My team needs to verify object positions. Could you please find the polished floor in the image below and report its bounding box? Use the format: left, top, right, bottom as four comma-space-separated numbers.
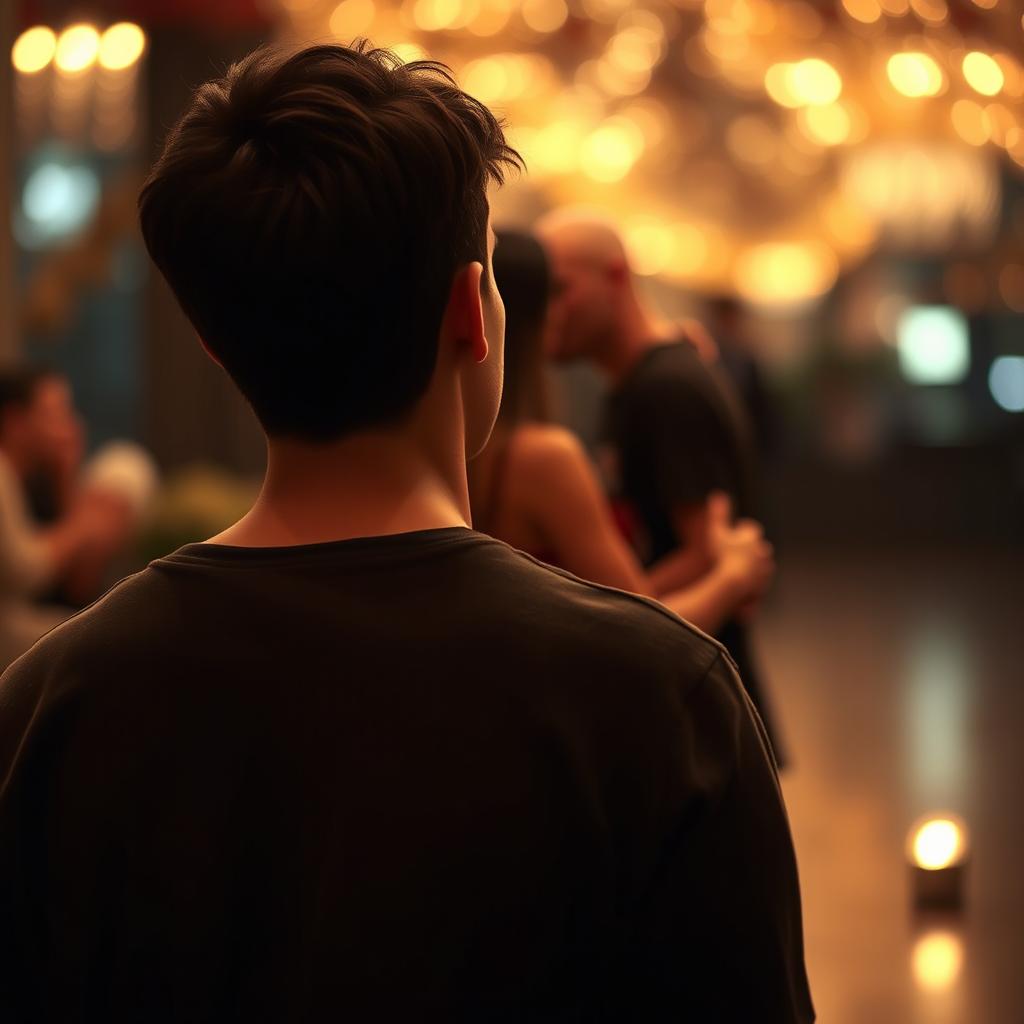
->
758, 544, 1024, 1024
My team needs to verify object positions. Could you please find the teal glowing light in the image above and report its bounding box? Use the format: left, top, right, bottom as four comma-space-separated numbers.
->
897, 306, 970, 386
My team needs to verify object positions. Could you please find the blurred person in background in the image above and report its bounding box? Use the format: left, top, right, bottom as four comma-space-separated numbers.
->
537, 210, 786, 764
0, 367, 145, 667
0, 43, 811, 1021
705, 294, 779, 463
469, 230, 774, 635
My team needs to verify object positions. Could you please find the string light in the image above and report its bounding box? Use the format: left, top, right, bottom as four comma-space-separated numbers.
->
12, 26, 57, 74
55, 24, 100, 74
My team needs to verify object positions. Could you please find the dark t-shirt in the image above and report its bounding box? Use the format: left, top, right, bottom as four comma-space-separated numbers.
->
604, 341, 756, 566
603, 342, 786, 761
0, 527, 813, 1022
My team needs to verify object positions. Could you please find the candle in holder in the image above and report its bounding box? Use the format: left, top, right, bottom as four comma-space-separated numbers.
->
908, 814, 968, 910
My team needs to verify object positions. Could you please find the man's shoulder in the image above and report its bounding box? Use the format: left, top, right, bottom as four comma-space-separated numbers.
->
485, 539, 726, 683
1, 566, 175, 689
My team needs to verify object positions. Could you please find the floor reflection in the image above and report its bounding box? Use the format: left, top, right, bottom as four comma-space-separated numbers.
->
759, 544, 1024, 1024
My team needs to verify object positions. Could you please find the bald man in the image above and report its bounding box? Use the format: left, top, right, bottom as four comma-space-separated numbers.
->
536, 209, 785, 764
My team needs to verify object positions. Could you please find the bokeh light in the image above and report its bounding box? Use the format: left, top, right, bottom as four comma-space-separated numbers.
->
98, 23, 146, 71
962, 51, 1004, 97
55, 24, 100, 74
11, 26, 57, 74
912, 931, 963, 992
989, 356, 1024, 412
887, 52, 944, 98
898, 309, 970, 385
330, 0, 377, 39
917, 819, 962, 868
734, 241, 838, 305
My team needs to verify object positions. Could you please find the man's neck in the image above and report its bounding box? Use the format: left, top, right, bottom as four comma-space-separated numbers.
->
594, 299, 672, 384
207, 428, 471, 548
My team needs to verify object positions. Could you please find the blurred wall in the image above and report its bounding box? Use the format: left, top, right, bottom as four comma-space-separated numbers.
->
0, 2, 16, 363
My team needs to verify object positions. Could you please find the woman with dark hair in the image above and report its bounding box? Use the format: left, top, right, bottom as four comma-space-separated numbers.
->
468, 230, 773, 634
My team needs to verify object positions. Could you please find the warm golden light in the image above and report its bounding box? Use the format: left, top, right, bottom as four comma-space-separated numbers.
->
799, 103, 852, 146
878, 0, 909, 12
98, 23, 145, 71
330, 0, 377, 38
462, 56, 509, 104
787, 58, 843, 106
581, 0, 631, 23
391, 42, 428, 63
735, 241, 838, 305
963, 51, 1004, 96
55, 24, 100, 73
911, 818, 964, 870
912, 931, 963, 991
726, 115, 780, 166
765, 63, 801, 108
887, 52, 944, 97
909, 0, 948, 24
625, 218, 674, 276
667, 223, 708, 276
467, 0, 512, 36
521, 0, 569, 33
412, 0, 461, 31
841, 0, 883, 22
12, 26, 57, 74
607, 25, 665, 73
581, 119, 642, 182
951, 99, 991, 146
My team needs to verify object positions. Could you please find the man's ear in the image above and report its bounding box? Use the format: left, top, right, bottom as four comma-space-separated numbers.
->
444, 261, 488, 364
196, 333, 223, 369
607, 259, 629, 286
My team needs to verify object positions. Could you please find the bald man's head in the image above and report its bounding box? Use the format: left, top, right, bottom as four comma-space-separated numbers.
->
534, 208, 635, 364
535, 208, 629, 269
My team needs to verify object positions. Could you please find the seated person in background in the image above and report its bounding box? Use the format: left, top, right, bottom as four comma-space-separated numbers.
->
0, 367, 140, 666
0, 43, 813, 1021
469, 230, 774, 636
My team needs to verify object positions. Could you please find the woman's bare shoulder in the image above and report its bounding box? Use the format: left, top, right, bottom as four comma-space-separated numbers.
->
508, 423, 586, 468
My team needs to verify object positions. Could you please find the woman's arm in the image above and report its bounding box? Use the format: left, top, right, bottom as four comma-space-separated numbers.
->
523, 436, 773, 632
521, 429, 648, 592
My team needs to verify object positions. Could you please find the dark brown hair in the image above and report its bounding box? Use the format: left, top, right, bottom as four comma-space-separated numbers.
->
139, 42, 521, 440
491, 229, 551, 427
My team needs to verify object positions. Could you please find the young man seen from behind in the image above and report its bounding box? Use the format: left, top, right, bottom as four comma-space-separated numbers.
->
0, 43, 813, 1022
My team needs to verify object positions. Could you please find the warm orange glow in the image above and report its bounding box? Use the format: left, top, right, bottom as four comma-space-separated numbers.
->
521, 0, 569, 34
466, 0, 512, 36
799, 103, 852, 146
98, 23, 146, 71
726, 115, 780, 166
581, 119, 642, 182
329, 0, 377, 39
788, 58, 843, 105
887, 52, 944, 98
912, 931, 963, 991
910, 817, 966, 869
765, 63, 801, 108
625, 218, 675, 276
735, 242, 838, 305
12, 26, 57, 74
55, 24, 100, 73
841, 0, 882, 22
909, 0, 948, 24
951, 99, 991, 146
963, 51, 1004, 96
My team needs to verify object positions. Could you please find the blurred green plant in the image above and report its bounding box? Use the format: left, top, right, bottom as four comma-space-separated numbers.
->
136, 464, 259, 563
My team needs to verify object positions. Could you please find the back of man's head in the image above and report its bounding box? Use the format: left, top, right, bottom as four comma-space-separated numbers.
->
139, 42, 519, 442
